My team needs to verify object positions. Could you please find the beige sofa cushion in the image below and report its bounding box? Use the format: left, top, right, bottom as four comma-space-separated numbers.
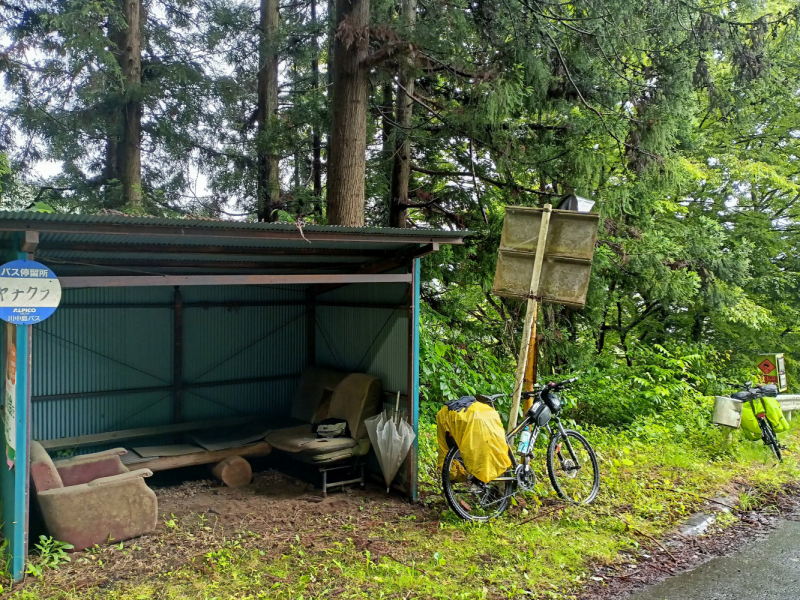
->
267, 424, 357, 455
290, 367, 348, 423
328, 373, 382, 441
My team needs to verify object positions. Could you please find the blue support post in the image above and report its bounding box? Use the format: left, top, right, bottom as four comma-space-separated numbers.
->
410, 258, 421, 501
0, 250, 32, 581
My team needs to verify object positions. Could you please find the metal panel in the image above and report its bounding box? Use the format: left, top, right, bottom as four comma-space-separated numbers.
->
500, 207, 599, 259
32, 278, 414, 462
316, 280, 408, 305
494, 252, 594, 308
0, 210, 469, 240
411, 257, 421, 500
182, 305, 305, 384
52, 286, 173, 305
33, 303, 172, 397
181, 296, 306, 421
181, 378, 300, 421
32, 392, 172, 441
180, 284, 305, 304
316, 298, 409, 395
493, 207, 599, 307
31, 287, 174, 441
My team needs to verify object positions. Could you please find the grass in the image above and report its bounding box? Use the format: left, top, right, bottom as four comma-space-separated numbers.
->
6, 416, 800, 600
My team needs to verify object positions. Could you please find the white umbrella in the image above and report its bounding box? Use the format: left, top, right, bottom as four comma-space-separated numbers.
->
366, 392, 416, 492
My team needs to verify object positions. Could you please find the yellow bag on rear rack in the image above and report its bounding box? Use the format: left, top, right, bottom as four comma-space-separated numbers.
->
436, 400, 512, 483
740, 396, 789, 441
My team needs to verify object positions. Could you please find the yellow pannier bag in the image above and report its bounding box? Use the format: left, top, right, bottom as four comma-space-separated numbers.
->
740, 396, 789, 441
436, 400, 512, 483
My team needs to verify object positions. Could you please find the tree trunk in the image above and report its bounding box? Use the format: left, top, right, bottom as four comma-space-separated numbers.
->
112, 0, 143, 208
257, 0, 280, 222
596, 279, 616, 353
310, 0, 322, 211
388, 0, 417, 228
381, 82, 393, 157
104, 135, 119, 185
210, 456, 252, 488
105, 18, 123, 189
380, 81, 394, 209
326, 0, 370, 226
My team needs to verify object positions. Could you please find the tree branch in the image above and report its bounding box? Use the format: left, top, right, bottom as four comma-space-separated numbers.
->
411, 165, 557, 197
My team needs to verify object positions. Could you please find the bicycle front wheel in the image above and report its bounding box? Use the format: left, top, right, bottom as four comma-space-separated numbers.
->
760, 418, 783, 462
441, 445, 515, 521
547, 430, 600, 504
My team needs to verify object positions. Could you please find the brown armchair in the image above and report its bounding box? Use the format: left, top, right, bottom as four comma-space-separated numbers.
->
30, 441, 158, 551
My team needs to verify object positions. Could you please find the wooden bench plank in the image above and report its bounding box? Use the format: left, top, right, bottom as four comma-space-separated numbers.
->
38, 416, 257, 451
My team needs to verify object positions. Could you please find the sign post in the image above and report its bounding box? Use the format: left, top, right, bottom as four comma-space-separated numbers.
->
756, 353, 787, 392
0, 260, 62, 325
506, 205, 551, 431
493, 205, 600, 431
0, 257, 61, 581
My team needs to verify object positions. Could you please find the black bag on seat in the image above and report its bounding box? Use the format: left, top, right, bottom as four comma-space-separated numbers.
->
313, 418, 350, 438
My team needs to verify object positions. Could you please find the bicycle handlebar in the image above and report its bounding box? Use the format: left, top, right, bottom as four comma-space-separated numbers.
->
548, 376, 578, 389
521, 377, 579, 398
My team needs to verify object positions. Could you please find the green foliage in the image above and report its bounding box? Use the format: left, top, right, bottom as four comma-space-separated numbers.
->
560, 343, 736, 427
28, 202, 55, 214
419, 305, 514, 419
25, 536, 73, 578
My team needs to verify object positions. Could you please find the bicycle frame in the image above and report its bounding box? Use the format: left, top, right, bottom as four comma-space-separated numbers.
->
745, 397, 772, 436
491, 405, 582, 482
745, 397, 769, 429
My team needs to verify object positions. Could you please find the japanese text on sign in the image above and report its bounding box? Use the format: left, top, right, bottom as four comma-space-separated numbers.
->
0, 260, 62, 325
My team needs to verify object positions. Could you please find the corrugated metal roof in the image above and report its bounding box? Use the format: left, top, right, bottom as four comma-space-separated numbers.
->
0, 211, 465, 277
0, 211, 467, 240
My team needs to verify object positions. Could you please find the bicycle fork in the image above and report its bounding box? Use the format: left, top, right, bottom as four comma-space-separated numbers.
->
550, 420, 582, 472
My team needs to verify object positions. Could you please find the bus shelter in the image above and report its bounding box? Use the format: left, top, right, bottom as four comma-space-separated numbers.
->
0, 211, 465, 580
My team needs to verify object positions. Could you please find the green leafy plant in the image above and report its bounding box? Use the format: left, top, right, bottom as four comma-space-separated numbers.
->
26, 535, 73, 578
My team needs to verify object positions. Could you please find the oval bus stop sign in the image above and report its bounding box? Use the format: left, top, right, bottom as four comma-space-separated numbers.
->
0, 260, 61, 324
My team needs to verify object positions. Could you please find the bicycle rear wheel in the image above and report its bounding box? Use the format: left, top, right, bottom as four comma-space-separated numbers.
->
441, 445, 515, 521
546, 430, 600, 504
759, 418, 783, 461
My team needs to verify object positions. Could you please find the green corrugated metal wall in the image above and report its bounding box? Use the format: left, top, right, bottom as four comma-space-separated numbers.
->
31, 281, 409, 445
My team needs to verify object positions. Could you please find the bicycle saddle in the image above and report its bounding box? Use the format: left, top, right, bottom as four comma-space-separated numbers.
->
476, 393, 504, 406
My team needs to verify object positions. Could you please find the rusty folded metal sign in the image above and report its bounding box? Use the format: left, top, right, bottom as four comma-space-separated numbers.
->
492, 206, 600, 308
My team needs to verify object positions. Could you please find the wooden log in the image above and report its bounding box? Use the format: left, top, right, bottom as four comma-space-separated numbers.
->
210, 456, 253, 488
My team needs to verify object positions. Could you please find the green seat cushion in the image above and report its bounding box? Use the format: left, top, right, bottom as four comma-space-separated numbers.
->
297, 439, 372, 464
300, 449, 359, 464
266, 425, 357, 456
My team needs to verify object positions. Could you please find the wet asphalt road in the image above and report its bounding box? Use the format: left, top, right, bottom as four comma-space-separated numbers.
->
626, 519, 800, 600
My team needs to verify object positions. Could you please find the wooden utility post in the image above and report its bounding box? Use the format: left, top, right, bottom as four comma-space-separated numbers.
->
523, 332, 540, 414
507, 204, 551, 431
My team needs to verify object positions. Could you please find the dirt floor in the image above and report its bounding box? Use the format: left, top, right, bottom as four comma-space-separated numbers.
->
18, 464, 427, 595
153, 464, 419, 532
